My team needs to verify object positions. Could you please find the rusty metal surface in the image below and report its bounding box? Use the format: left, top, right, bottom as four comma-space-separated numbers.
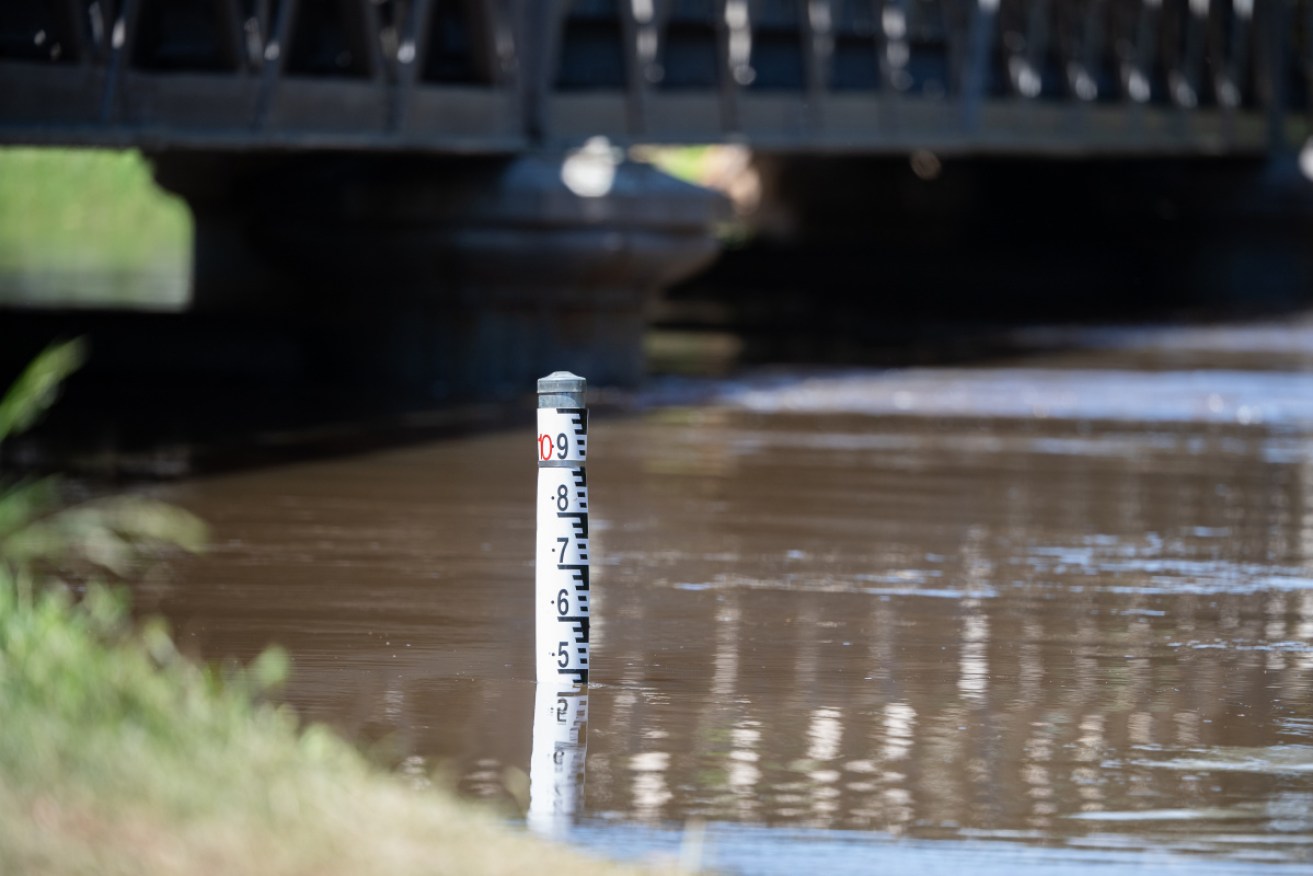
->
1, 0, 1310, 155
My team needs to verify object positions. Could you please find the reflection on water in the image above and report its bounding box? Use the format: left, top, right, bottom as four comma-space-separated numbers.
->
529, 683, 589, 839
151, 321, 1313, 872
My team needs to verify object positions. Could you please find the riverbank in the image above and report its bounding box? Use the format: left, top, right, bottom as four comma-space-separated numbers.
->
0, 147, 190, 309
0, 576, 659, 876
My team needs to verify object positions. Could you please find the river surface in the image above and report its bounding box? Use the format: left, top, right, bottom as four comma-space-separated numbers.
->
144, 317, 1313, 874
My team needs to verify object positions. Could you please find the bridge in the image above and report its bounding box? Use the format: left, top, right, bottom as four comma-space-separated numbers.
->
3, 0, 1309, 153
4, 0, 1313, 397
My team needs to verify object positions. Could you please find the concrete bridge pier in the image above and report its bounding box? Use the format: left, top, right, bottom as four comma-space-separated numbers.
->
152, 149, 726, 401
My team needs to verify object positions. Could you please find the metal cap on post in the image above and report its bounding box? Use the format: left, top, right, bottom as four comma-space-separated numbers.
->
538, 370, 587, 409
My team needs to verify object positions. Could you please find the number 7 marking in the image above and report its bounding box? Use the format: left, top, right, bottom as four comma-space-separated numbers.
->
556, 536, 568, 563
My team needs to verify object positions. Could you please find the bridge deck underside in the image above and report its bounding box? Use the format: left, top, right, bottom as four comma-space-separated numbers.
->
1, 0, 1311, 154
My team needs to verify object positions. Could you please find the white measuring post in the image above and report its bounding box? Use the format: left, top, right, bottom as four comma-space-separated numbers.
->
536, 371, 590, 686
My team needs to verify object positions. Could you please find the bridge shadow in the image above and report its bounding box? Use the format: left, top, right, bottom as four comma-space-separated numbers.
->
656, 155, 1313, 372
7, 282, 1313, 482
0, 308, 546, 480
657, 242, 1313, 374
4, 301, 1311, 485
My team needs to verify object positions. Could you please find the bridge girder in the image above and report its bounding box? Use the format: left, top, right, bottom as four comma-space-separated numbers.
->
0, 0, 1309, 155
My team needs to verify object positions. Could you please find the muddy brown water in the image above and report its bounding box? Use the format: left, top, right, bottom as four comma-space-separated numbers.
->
143, 319, 1313, 874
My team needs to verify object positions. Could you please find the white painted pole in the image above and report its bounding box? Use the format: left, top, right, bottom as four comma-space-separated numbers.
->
535, 371, 589, 685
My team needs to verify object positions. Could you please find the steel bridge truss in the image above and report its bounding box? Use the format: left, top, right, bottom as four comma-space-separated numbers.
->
1, 0, 1311, 154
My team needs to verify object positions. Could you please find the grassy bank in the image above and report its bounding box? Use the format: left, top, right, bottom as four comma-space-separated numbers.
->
0, 345, 661, 875
0, 147, 190, 308
0, 577, 660, 876
0, 576, 660, 875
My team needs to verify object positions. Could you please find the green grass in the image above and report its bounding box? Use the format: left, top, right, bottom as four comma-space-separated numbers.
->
634, 146, 714, 185
0, 344, 670, 876
0, 576, 666, 876
0, 147, 191, 307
